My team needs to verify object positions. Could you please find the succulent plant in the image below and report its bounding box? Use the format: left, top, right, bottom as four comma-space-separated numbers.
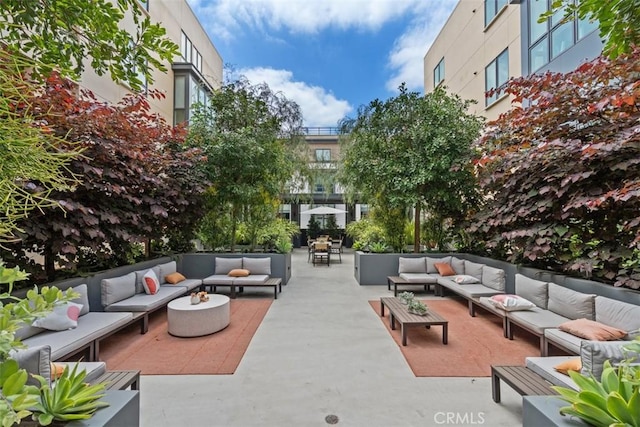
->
398, 292, 414, 305
408, 299, 428, 315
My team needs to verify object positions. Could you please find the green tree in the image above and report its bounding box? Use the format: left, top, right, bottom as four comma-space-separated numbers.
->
188, 77, 308, 251
544, 0, 640, 59
0, 0, 179, 91
338, 84, 484, 252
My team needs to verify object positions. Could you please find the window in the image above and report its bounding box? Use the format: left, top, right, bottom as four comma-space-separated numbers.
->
138, 0, 149, 11
529, 37, 549, 72
484, 0, 507, 27
315, 149, 331, 162
195, 51, 202, 73
577, 16, 598, 40
529, 0, 548, 43
433, 58, 445, 87
485, 49, 509, 107
173, 71, 212, 125
181, 31, 192, 62
551, 21, 573, 58
314, 183, 325, 193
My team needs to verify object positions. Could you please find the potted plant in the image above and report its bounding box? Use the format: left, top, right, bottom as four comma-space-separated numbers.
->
0, 262, 108, 426
552, 338, 640, 427
408, 299, 429, 316
398, 292, 414, 305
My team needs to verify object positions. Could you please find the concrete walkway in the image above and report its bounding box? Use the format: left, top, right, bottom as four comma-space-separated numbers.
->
141, 249, 525, 426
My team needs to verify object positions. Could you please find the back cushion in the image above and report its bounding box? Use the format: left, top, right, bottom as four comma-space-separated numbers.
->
450, 257, 465, 275
482, 266, 506, 291
242, 257, 271, 275
398, 257, 426, 274
426, 256, 451, 273
581, 340, 639, 379
12, 345, 51, 386
548, 283, 595, 320
215, 257, 243, 275
101, 272, 136, 307
70, 284, 90, 316
595, 296, 640, 339
463, 261, 484, 281
515, 274, 549, 309
157, 261, 177, 284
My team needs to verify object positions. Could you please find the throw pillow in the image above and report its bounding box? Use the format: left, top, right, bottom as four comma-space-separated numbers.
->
50, 362, 66, 380
228, 268, 250, 277
488, 294, 535, 311
559, 318, 627, 341
143, 269, 160, 295
454, 275, 480, 284
165, 272, 186, 284
32, 302, 83, 331
554, 358, 582, 375
434, 262, 456, 276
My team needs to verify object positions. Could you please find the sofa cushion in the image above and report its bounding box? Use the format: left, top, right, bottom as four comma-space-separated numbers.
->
32, 302, 83, 331
481, 266, 506, 291
450, 257, 465, 275
234, 274, 270, 285
202, 274, 234, 285
507, 307, 570, 335
580, 340, 640, 379
434, 262, 455, 276
426, 256, 451, 273
243, 257, 271, 275
526, 356, 578, 390
70, 284, 90, 316
215, 257, 243, 275
12, 345, 51, 386
398, 257, 426, 274
398, 273, 438, 283
157, 261, 177, 283
559, 318, 627, 341
463, 261, 484, 281
101, 272, 136, 307
142, 269, 160, 295
595, 296, 640, 340
547, 283, 595, 320
544, 328, 585, 354
104, 287, 185, 312
515, 274, 549, 309
164, 272, 186, 284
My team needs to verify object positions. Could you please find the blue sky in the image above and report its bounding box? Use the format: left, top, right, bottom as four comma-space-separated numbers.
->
188, 0, 458, 127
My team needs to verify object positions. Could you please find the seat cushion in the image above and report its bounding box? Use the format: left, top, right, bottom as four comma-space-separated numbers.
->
233, 274, 269, 285
526, 356, 578, 390
507, 307, 570, 335
104, 286, 185, 312
544, 328, 583, 354
202, 274, 234, 285
399, 273, 437, 283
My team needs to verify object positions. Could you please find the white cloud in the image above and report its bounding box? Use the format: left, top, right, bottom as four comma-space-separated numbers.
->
239, 67, 353, 128
385, 0, 458, 92
189, 0, 426, 39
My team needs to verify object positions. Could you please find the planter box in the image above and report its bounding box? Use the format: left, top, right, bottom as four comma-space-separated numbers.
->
67, 390, 139, 427
523, 396, 587, 427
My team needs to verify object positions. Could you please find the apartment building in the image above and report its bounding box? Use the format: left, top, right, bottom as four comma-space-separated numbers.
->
79, 0, 223, 125
424, 0, 601, 121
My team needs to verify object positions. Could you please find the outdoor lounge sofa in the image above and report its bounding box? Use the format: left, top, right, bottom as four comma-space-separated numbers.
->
397, 256, 506, 316
201, 256, 280, 298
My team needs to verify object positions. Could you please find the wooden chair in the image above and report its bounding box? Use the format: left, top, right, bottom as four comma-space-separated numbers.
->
312, 242, 330, 266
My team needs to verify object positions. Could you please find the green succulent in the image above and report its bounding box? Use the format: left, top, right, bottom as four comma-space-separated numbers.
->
408, 299, 428, 315
33, 363, 109, 426
398, 292, 414, 305
553, 339, 640, 427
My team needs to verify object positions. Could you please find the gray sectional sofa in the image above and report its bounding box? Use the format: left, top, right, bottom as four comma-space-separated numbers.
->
477, 273, 640, 356
202, 257, 272, 291
397, 256, 506, 316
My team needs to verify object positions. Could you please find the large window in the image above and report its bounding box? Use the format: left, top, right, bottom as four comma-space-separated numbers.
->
528, 0, 600, 72
315, 149, 331, 162
173, 69, 212, 125
484, 0, 508, 27
485, 49, 509, 107
180, 32, 192, 62
433, 57, 445, 87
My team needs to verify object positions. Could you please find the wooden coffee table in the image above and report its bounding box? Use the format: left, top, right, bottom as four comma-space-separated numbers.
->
379, 297, 448, 346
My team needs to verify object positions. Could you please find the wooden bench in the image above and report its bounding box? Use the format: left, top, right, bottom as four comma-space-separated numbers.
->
387, 276, 433, 297
91, 370, 140, 391
491, 365, 558, 403
212, 277, 282, 299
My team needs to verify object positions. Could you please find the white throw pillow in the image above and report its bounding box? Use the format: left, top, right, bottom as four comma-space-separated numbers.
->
32, 302, 83, 331
143, 269, 160, 295
454, 275, 480, 284
489, 295, 535, 311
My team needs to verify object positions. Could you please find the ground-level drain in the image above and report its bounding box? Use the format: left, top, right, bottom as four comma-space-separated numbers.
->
325, 414, 339, 424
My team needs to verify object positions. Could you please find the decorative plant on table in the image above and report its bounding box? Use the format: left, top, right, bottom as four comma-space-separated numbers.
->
398, 292, 414, 305
0, 262, 108, 426
552, 337, 640, 427
408, 299, 428, 316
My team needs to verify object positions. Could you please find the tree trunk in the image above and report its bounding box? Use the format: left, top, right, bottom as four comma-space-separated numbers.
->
413, 203, 421, 253
44, 244, 56, 282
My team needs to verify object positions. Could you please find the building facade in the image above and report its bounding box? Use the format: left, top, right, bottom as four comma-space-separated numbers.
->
79, 0, 223, 125
424, 0, 602, 121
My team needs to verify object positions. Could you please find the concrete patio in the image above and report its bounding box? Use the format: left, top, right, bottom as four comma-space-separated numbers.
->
140, 248, 525, 426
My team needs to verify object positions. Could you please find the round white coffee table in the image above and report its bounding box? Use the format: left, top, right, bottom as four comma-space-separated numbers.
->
167, 294, 230, 337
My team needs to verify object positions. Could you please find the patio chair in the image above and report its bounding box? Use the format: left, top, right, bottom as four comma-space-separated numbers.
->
312, 242, 330, 266
330, 239, 342, 263
307, 238, 316, 262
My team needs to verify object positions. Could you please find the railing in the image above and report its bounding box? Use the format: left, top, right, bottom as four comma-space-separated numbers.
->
302, 127, 341, 135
